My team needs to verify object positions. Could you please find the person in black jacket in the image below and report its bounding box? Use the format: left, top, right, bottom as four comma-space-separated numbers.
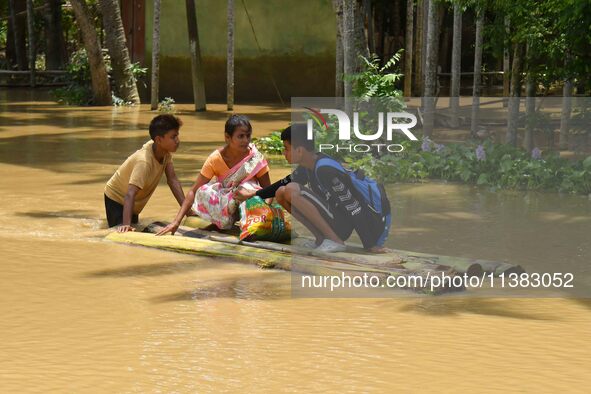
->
235, 124, 390, 253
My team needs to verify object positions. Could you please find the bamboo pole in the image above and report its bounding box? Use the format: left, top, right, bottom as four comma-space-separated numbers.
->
423, 0, 437, 138
506, 43, 523, 146
403, 0, 413, 97
559, 80, 573, 150
363, 0, 374, 54
450, 2, 462, 128
178, 218, 493, 276
342, 0, 355, 106
227, 0, 234, 110
332, 0, 344, 97
470, 9, 484, 138
503, 16, 510, 107
26, 0, 36, 87
186, 0, 207, 111
524, 44, 536, 152
413, 0, 423, 96
106, 231, 462, 294
150, 0, 161, 110
8, 0, 24, 70
145, 221, 490, 278
144, 221, 404, 270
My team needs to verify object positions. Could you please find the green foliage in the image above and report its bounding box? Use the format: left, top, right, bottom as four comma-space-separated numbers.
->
54, 84, 94, 106
53, 49, 98, 105
111, 93, 127, 107
130, 62, 148, 88
571, 103, 591, 136
487, 0, 591, 89
310, 53, 408, 163
253, 35, 591, 195
112, 63, 146, 106
360, 140, 591, 195
53, 48, 145, 106
157, 97, 176, 113
254, 136, 591, 195
0, 13, 7, 68
253, 131, 284, 155
345, 51, 404, 103
108, 63, 146, 107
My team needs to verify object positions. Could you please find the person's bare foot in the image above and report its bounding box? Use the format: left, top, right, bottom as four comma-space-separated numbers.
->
368, 246, 391, 254
200, 223, 220, 232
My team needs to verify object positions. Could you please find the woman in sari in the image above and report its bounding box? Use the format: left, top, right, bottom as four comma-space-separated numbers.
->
156, 115, 271, 235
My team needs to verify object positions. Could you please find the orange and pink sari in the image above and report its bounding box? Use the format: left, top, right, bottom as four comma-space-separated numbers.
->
192, 144, 268, 229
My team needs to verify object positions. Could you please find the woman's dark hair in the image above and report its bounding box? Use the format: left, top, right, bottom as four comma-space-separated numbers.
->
149, 114, 182, 140
281, 123, 314, 152
225, 114, 252, 136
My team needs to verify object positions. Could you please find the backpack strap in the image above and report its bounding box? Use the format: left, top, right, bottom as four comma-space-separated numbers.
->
314, 156, 345, 178
312, 157, 347, 201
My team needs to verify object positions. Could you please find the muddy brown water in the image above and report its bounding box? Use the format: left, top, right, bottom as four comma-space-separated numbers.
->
1, 89, 590, 392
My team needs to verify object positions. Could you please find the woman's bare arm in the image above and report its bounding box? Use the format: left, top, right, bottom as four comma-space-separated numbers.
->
156, 173, 211, 235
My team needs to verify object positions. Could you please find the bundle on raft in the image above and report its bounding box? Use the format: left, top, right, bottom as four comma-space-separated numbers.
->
105, 219, 524, 295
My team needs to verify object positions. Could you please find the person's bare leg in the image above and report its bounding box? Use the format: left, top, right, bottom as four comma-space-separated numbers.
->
291, 207, 324, 245
277, 186, 321, 244
200, 223, 219, 231
281, 183, 344, 245
275, 186, 291, 213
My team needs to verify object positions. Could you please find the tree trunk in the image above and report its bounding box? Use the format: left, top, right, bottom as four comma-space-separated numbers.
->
413, 0, 423, 96
26, 0, 36, 86
343, 0, 355, 102
502, 16, 510, 107
506, 43, 523, 146
423, 0, 438, 138
44, 0, 66, 70
378, 6, 385, 61
354, 0, 369, 71
524, 50, 536, 152
227, 0, 235, 110
449, 2, 462, 128
363, 0, 374, 54
70, 0, 111, 105
470, 9, 484, 138
332, 0, 344, 97
559, 80, 573, 150
524, 79, 536, 152
186, 0, 207, 111
8, 0, 28, 70
98, 0, 140, 104
150, 0, 161, 110
438, 8, 451, 74
392, 0, 402, 44
403, 0, 413, 97
421, 0, 428, 85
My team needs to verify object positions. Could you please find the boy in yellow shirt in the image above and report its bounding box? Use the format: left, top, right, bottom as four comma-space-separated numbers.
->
104, 114, 187, 232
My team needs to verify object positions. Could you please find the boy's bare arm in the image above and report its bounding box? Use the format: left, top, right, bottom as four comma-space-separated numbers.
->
156, 173, 211, 236
165, 162, 185, 206
119, 184, 140, 232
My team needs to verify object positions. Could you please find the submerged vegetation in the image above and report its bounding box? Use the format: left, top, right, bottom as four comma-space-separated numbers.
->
157, 97, 177, 113
348, 139, 591, 195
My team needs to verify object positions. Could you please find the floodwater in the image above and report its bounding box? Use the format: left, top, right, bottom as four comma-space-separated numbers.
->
1, 89, 590, 392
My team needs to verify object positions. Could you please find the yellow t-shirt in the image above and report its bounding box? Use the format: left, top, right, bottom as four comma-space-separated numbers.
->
104, 140, 171, 214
